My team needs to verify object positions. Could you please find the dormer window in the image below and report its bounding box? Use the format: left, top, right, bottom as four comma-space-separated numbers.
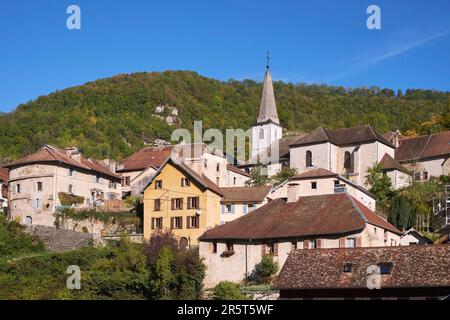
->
378, 262, 394, 275
343, 263, 353, 273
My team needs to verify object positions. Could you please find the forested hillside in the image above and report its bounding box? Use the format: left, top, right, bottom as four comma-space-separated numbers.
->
0, 70, 449, 162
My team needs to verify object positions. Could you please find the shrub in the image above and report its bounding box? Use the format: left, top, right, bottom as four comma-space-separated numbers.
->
254, 255, 279, 284
58, 192, 85, 206
212, 281, 247, 300
143, 230, 178, 265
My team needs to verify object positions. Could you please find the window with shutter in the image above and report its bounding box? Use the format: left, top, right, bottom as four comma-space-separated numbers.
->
304, 240, 310, 249
317, 239, 322, 249
274, 243, 279, 256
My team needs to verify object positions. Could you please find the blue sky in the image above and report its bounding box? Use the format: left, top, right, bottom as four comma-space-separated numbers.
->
1, 0, 449, 112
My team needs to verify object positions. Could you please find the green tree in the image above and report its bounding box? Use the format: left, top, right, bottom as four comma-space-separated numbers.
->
365, 163, 394, 209
212, 281, 247, 300
253, 255, 279, 284
247, 164, 271, 186
271, 167, 298, 186
389, 195, 412, 231
152, 246, 175, 299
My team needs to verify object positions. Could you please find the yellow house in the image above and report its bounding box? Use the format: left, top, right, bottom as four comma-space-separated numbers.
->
142, 158, 223, 248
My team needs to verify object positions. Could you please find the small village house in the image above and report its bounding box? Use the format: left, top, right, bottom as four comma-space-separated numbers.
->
269, 168, 377, 211
273, 245, 450, 300
142, 157, 223, 248
219, 185, 271, 224
116, 145, 174, 197
199, 193, 401, 288
400, 228, 433, 246
4, 145, 121, 227
394, 131, 450, 181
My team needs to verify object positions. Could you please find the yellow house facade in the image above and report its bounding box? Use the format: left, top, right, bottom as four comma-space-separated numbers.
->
142, 158, 223, 247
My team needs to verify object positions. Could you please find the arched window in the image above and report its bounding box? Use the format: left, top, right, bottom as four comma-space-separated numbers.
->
179, 237, 189, 250
344, 151, 353, 173
259, 128, 264, 139
306, 150, 313, 167
25, 216, 32, 226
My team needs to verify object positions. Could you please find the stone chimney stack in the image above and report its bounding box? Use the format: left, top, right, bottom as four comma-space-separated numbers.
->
287, 183, 300, 203
66, 147, 81, 163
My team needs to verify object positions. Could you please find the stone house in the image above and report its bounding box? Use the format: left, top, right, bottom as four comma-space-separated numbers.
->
142, 157, 223, 248
199, 193, 401, 288
273, 245, 450, 300
378, 153, 412, 189
394, 131, 450, 181
0, 167, 8, 213
5, 145, 121, 227
269, 168, 377, 211
289, 125, 395, 187
219, 185, 271, 224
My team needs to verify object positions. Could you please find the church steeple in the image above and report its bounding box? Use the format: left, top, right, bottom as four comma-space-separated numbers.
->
257, 54, 279, 125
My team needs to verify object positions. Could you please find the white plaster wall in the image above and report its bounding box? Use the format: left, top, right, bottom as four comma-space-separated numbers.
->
251, 123, 282, 159
226, 170, 249, 187
290, 143, 330, 172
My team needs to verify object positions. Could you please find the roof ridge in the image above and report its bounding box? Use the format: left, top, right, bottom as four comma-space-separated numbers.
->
346, 193, 369, 224
418, 134, 433, 159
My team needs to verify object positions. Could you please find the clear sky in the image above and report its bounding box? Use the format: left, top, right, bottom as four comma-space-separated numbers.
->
1, 0, 449, 112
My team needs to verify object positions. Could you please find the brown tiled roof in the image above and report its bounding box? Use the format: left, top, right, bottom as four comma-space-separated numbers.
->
220, 186, 271, 204
142, 158, 223, 196
383, 131, 408, 144
292, 168, 338, 180
290, 125, 394, 148
395, 131, 450, 162
199, 193, 400, 241
5, 145, 119, 179
118, 146, 174, 172
351, 197, 402, 234
273, 245, 450, 290
0, 167, 8, 183
379, 153, 411, 175
227, 164, 251, 177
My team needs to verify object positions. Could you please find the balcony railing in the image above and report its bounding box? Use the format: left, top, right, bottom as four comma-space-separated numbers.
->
334, 185, 347, 194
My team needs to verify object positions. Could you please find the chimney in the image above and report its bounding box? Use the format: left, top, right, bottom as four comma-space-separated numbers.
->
66, 147, 81, 163
393, 130, 402, 148
287, 183, 300, 203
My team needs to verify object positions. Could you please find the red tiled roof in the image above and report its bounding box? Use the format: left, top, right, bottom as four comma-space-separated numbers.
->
273, 245, 450, 290
0, 167, 8, 183
227, 164, 251, 177
5, 145, 119, 180
200, 193, 399, 241
290, 125, 394, 148
379, 153, 410, 175
292, 168, 338, 180
118, 146, 174, 172
351, 197, 402, 234
220, 186, 271, 204
142, 158, 223, 196
395, 131, 450, 162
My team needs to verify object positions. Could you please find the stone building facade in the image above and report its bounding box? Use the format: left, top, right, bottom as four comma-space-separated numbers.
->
5, 145, 121, 227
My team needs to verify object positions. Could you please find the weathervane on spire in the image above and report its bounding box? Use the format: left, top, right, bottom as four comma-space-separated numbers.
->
266, 51, 270, 70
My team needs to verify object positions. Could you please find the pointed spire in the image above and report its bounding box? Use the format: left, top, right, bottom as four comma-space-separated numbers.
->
257, 62, 279, 125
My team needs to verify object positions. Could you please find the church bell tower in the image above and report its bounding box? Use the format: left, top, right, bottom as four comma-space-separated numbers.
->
251, 53, 283, 160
